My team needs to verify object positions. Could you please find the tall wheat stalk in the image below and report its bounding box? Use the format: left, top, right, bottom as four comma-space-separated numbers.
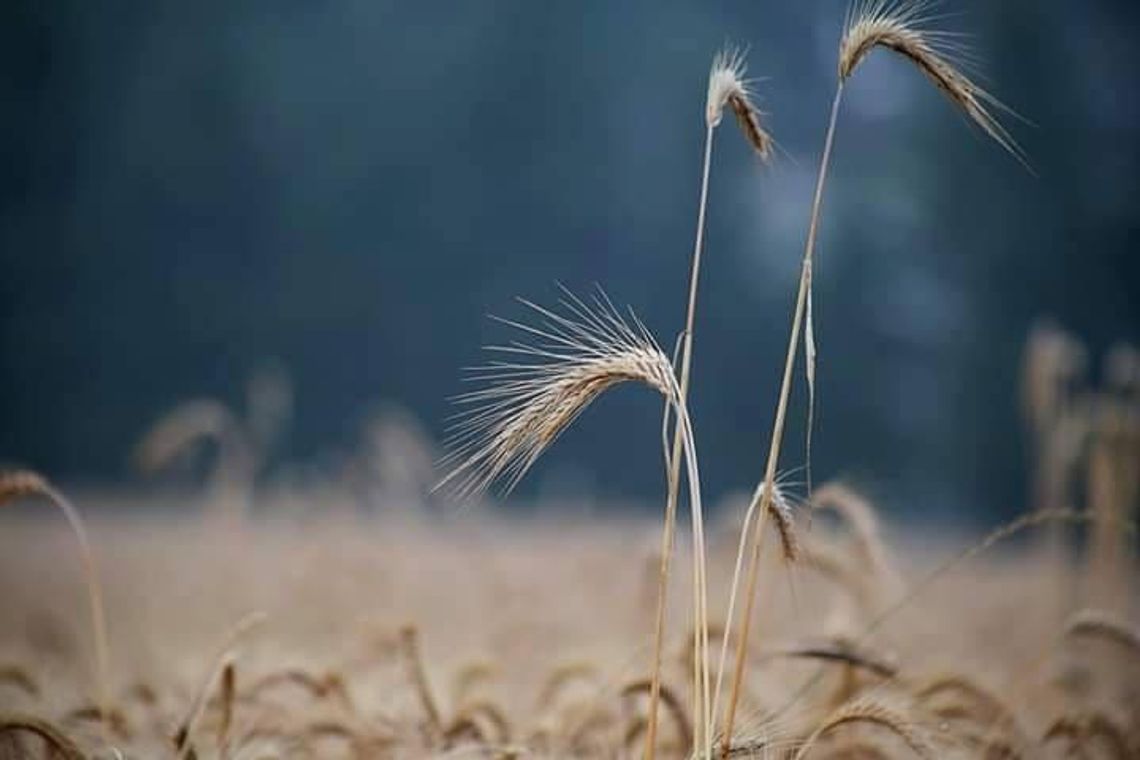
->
436, 290, 716, 753
645, 47, 771, 760
718, 2, 1022, 751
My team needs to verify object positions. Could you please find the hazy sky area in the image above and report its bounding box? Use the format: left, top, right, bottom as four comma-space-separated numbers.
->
2, 1, 1138, 522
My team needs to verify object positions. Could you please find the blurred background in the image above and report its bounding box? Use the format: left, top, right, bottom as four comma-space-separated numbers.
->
1, 0, 1136, 522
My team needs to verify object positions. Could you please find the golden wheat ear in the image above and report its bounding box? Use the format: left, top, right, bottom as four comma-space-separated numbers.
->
792, 698, 937, 760
434, 287, 678, 499
132, 399, 235, 473
840, 0, 1028, 166
707, 46, 774, 159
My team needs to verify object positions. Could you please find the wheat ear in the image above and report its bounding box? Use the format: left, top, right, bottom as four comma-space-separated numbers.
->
0, 471, 112, 743
436, 290, 714, 754
134, 399, 253, 523
1064, 608, 1140, 655
647, 47, 773, 760
792, 699, 935, 760
839, 0, 1024, 161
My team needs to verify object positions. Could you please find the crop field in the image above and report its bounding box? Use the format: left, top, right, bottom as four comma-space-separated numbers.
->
1, 1, 1137, 758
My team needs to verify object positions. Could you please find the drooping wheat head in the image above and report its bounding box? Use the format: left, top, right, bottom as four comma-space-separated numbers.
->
1064, 609, 1140, 656
134, 398, 256, 523
792, 698, 936, 760
707, 47, 773, 158
436, 289, 714, 753
436, 291, 677, 499
839, 0, 1022, 160
134, 399, 237, 474
720, 4, 1028, 748
809, 484, 898, 602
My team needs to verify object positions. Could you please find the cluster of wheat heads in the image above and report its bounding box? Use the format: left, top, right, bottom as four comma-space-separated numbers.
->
436, 1, 1034, 758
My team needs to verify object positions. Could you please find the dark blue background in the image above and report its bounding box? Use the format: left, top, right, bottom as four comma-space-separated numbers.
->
2, 1, 1137, 520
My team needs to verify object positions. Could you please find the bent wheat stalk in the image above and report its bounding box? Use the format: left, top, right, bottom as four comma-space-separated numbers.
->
791, 699, 935, 760
0, 714, 86, 760
647, 47, 773, 760
711, 480, 798, 744
436, 290, 714, 754
0, 471, 112, 742
720, 2, 1023, 749
134, 399, 254, 523
175, 610, 266, 760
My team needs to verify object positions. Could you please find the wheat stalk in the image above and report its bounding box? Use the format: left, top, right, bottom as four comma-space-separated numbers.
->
400, 625, 443, 742
0, 471, 112, 743
649, 47, 772, 760
436, 289, 715, 754
711, 480, 799, 741
0, 714, 86, 760
719, 4, 1024, 749
175, 610, 266, 760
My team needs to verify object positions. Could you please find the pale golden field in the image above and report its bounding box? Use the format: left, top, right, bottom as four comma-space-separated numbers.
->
3, 3, 1138, 758
0, 487, 1136, 759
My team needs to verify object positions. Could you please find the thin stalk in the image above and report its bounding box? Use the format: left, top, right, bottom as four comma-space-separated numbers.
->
709, 478, 761, 727
719, 84, 844, 755
671, 392, 711, 758
39, 485, 113, 744
645, 122, 715, 760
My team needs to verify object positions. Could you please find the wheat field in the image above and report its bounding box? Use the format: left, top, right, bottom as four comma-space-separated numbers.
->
0, 484, 1136, 758
2, 1, 1138, 758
